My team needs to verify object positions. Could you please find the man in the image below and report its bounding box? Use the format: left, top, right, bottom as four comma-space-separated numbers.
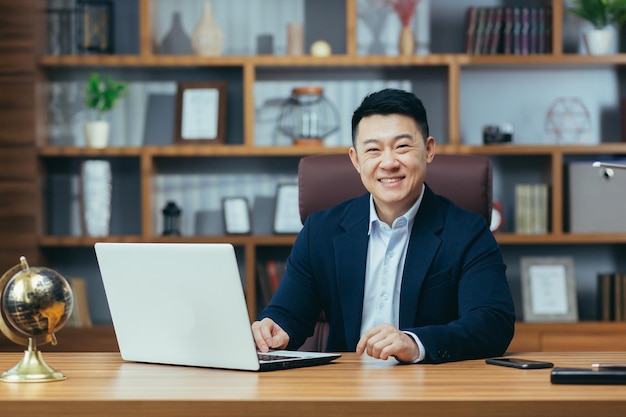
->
252, 88, 515, 363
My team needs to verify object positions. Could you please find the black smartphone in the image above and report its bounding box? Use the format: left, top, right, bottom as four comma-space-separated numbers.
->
486, 357, 554, 369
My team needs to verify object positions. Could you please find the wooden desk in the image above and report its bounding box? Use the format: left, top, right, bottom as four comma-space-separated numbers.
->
0, 352, 624, 417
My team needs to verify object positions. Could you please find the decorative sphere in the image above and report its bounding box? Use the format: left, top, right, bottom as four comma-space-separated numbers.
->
2, 262, 73, 339
310, 40, 332, 57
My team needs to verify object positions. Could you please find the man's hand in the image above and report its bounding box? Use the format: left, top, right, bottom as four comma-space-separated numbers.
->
356, 323, 420, 362
251, 318, 290, 352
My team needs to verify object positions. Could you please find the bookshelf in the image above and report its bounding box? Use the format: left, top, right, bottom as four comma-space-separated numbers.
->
2, 0, 626, 351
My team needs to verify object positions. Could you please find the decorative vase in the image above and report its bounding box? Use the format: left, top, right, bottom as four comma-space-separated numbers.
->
398, 26, 415, 56
191, 1, 224, 56
159, 12, 193, 55
286, 22, 304, 56
358, 0, 390, 55
84, 120, 110, 148
583, 26, 615, 55
80, 160, 112, 237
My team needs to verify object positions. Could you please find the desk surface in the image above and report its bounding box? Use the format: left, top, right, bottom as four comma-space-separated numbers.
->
0, 351, 625, 417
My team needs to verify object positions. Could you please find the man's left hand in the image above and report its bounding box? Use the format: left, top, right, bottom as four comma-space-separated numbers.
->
355, 323, 419, 363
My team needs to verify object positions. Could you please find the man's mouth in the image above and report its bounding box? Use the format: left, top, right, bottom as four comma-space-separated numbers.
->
379, 177, 403, 184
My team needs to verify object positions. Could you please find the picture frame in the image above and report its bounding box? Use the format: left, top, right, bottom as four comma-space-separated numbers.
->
273, 183, 303, 234
76, 0, 114, 54
174, 80, 227, 144
222, 197, 251, 235
520, 256, 578, 322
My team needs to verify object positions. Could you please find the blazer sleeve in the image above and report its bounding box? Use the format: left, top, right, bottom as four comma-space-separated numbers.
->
404, 208, 516, 363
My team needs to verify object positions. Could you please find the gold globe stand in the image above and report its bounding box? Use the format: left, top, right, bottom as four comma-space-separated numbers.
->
0, 257, 67, 382
1, 336, 65, 382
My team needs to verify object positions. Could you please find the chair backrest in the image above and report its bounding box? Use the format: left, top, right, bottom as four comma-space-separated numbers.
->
298, 153, 492, 224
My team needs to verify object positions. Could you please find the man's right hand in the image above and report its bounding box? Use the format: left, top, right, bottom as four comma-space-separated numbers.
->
251, 318, 290, 352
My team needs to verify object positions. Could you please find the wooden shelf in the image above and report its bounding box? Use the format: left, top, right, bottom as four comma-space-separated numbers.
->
38, 235, 298, 247
37, 53, 626, 68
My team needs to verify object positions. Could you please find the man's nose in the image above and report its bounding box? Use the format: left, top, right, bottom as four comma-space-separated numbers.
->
380, 150, 399, 168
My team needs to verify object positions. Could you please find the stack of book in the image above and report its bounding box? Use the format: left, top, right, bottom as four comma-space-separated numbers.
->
597, 272, 626, 321
515, 183, 549, 234
465, 6, 552, 55
257, 259, 287, 305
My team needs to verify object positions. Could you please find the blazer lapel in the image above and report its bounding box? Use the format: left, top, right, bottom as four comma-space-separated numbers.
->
399, 186, 444, 329
334, 194, 369, 347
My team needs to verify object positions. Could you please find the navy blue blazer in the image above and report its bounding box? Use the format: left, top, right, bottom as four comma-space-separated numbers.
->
259, 185, 515, 363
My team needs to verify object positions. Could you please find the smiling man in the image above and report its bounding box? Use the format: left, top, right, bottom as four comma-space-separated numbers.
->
252, 88, 515, 364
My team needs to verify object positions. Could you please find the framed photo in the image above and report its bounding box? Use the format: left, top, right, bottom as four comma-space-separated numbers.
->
76, 0, 113, 54
223, 197, 251, 235
174, 81, 227, 144
521, 257, 578, 322
273, 183, 303, 234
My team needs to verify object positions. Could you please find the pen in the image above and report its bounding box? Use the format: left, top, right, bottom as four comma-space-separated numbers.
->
591, 363, 626, 369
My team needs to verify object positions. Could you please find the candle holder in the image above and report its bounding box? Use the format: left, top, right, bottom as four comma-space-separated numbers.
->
162, 201, 182, 236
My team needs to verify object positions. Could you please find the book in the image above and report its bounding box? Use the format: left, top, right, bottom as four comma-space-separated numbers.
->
531, 184, 548, 234
597, 272, 614, 321
544, 6, 552, 53
65, 277, 93, 328
465, 6, 478, 55
489, 8, 503, 54
512, 7, 521, 55
265, 260, 286, 294
257, 262, 273, 305
537, 7, 546, 54
503, 8, 513, 54
615, 273, 623, 321
515, 184, 549, 234
529, 7, 538, 54
521, 7, 530, 55
473, 7, 488, 55
515, 184, 530, 233
482, 8, 496, 55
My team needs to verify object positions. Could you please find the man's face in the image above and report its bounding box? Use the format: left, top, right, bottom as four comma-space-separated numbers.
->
349, 114, 435, 224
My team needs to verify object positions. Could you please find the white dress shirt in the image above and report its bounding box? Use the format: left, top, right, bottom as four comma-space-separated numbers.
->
360, 185, 426, 362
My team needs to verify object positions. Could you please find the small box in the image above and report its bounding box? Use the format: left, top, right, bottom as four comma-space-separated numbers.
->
568, 161, 626, 233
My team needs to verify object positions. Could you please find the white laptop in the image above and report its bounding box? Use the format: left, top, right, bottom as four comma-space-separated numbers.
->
94, 242, 340, 371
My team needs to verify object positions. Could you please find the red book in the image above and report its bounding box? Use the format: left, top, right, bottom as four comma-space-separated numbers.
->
465, 7, 478, 54
489, 8, 503, 54
266, 260, 283, 292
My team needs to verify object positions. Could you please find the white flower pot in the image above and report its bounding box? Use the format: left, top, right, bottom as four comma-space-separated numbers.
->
583, 26, 615, 55
84, 120, 110, 148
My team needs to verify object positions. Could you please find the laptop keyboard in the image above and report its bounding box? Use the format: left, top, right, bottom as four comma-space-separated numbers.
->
257, 352, 299, 362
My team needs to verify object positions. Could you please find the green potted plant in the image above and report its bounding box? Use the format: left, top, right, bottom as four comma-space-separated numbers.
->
84, 73, 127, 148
569, 0, 626, 54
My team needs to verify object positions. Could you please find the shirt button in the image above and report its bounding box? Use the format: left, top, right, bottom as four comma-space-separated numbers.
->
382, 294, 389, 301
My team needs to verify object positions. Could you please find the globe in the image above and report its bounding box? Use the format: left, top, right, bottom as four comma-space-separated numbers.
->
0, 256, 74, 382
2, 258, 73, 340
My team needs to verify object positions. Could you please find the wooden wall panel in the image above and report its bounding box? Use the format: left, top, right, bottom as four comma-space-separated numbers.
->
0, 0, 38, 274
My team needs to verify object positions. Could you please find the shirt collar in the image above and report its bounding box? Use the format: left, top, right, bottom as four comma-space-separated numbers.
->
368, 184, 425, 235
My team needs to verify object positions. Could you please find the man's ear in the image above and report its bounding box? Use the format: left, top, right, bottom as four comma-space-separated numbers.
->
425, 136, 436, 163
348, 147, 360, 173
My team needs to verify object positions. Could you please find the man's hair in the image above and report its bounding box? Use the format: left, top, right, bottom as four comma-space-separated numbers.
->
351, 88, 429, 146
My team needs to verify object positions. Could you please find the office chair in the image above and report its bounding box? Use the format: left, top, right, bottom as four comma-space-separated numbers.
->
297, 152, 493, 352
